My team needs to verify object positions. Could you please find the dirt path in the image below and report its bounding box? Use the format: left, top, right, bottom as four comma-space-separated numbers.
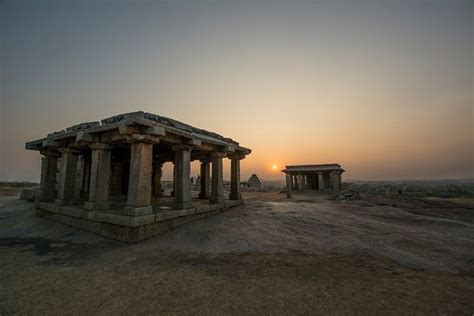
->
1, 192, 473, 314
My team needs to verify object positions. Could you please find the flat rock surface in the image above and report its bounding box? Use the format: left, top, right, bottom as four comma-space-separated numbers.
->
1, 192, 473, 314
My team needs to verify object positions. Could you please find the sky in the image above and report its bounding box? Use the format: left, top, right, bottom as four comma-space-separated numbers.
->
1, 0, 473, 182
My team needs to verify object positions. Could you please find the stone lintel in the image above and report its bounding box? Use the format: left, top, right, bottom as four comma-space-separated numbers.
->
118, 125, 140, 135
186, 138, 202, 146
171, 144, 194, 152
226, 145, 236, 152
159, 134, 182, 144
41, 138, 59, 148
194, 143, 214, 151
75, 131, 94, 143
145, 126, 166, 136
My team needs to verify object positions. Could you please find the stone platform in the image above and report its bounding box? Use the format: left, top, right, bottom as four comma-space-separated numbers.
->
35, 199, 243, 243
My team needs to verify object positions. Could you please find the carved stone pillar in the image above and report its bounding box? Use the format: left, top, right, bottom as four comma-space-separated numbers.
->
318, 172, 325, 190
297, 174, 304, 190
85, 143, 112, 211
198, 159, 211, 199
74, 155, 86, 201
210, 153, 225, 204
331, 171, 342, 192
172, 145, 193, 209
285, 173, 292, 198
38, 150, 60, 202
56, 148, 79, 206
229, 154, 244, 200
152, 163, 163, 198
125, 141, 153, 216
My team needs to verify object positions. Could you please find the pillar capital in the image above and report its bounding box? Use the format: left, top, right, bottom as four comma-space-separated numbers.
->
40, 148, 61, 157
210, 152, 226, 158
228, 153, 246, 160
58, 147, 81, 154
126, 133, 160, 144
89, 142, 112, 151
199, 157, 211, 163
171, 144, 194, 152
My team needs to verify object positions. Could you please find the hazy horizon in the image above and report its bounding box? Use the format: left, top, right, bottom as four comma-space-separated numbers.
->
1, 0, 473, 182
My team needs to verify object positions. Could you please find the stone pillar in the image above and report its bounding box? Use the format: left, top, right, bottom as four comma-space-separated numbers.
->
229, 155, 244, 200
56, 148, 79, 206
171, 163, 176, 197
85, 143, 112, 211
285, 173, 292, 198
38, 150, 59, 202
198, 160, 211, 199
125, 142, 153, 216
172, 145, 193, 209
152, 163, 163, 198
331, 171, 342, 192
210, 153, 225, 204
297, 174, 303, 190
74, 155, 86, 201
318, 172, 325, 190
83, 157, 91, 200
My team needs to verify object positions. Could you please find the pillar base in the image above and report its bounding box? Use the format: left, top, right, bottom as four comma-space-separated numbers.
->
84, 201, 112, 211
229, 193, 241, 200
55, 199, 78, 207
124, 205, 153, 216
173, 201, 193, 210
210, 197, 224, 204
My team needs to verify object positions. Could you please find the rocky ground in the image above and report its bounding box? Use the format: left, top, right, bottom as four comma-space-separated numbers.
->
1, 191, 473, 314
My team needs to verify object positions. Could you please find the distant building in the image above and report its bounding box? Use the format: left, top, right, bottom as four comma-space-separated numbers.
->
246, 174, 262, 188
282, 163, 344, 198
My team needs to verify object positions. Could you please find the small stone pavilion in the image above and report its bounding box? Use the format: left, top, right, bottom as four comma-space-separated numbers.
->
26, 112, 251, 242
282, 164, 344, 198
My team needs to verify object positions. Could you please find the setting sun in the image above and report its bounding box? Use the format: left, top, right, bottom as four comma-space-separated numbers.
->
272, 164, 278, 171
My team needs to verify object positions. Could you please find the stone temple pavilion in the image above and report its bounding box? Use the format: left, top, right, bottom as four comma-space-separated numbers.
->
26, 112, 251, 242
282, 164, 344, 198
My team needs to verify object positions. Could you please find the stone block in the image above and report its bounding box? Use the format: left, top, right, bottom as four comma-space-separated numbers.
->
84, 201, 112, 211
124, 205, 153, 216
